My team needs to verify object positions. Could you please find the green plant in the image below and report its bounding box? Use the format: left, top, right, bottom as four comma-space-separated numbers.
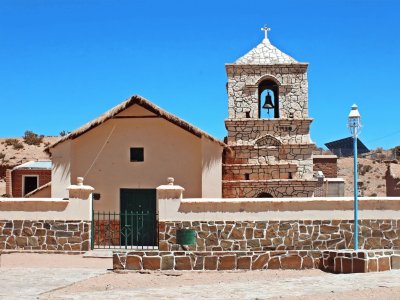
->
23, 130, 44, 145
359, 164, 372, 176
59, 130, 70, 137
4, 138, 24, 150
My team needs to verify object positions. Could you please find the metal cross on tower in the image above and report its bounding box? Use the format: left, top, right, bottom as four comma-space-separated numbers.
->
261, 25, 271, 39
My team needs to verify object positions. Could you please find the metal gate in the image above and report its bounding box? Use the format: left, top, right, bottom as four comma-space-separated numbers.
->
91, 210, 158, 249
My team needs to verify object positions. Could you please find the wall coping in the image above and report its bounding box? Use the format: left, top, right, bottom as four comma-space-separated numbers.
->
0, 198, 67, 203
181, 197, 400, 204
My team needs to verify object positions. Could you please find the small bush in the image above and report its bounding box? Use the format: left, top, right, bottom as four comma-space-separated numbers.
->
369, 193, 378, 197
23, 130, 44, 146
0, 152, 5, 160
4, 138, 24, 150
359, 164, 372, 176
59, 130, 70, 137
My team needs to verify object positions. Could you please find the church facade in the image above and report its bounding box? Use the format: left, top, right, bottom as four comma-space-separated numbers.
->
222, 27, 317, 198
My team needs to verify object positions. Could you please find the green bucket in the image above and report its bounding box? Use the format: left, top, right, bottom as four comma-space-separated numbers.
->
176, 229, 196, 245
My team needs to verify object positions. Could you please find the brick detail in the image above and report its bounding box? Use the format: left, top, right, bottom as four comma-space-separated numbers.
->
10, 169, 51, 197
313, 156, 338, 178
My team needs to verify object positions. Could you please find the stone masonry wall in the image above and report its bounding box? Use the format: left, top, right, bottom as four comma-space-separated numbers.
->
226, 65, 308, 119
0, 220, 90, 251
222, 180, 316, 198
114, 250, 321, 271
159, 220, 400, 252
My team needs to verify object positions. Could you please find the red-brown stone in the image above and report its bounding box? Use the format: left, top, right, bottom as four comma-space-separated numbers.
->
368, 258, 378, 272
280, 255, 302, 270
125, 255, 142, 270
204, 256, 217, 270
252, 253, 269, 270
267, 257, 280, 269
175, 256, 192, 270
378, 257, 390, 272
237, 256, 251, 269
218, 255, 236, 270
352, 258, 367, 273
143, 256, 161, 270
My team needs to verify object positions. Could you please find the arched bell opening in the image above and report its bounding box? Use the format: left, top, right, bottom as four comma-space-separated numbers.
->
257, 192, 274, 198
258, 80, 279, 119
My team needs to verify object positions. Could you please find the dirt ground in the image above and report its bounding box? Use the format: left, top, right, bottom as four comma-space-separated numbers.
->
2, 253, 400, 299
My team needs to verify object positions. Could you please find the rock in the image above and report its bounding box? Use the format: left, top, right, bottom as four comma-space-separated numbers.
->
237, 256, 251, 269
143, 256, 161, 270
126, 255, 142, 270
378, 257, 390, 272
252, 253, 269, 270
280, 255, 301, 269
204, 256, 217, 270
229, 228, 244, 239
175, 256, 192, 270
218, 255, 236, 270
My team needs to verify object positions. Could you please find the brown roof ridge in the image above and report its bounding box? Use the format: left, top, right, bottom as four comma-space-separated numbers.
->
45, 95, 226, 153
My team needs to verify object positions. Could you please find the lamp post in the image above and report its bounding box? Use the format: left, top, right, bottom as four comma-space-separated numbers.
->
348, 104, 362, 251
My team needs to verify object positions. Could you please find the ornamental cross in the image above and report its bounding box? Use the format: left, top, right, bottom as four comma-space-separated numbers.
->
261, 25, 271, 39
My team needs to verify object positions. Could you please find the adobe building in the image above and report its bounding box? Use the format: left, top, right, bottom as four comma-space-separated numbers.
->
223, 26, 316, 198
46, 95, 225, 212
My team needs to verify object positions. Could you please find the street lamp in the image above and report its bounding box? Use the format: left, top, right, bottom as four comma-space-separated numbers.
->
348, 104, 362, 251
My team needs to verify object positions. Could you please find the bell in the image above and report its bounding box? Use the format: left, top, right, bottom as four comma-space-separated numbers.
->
262, 92, 274, 110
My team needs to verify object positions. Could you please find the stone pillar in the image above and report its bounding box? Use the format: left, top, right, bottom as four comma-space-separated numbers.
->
67, 177, 94, 200
156, 177, 184, 221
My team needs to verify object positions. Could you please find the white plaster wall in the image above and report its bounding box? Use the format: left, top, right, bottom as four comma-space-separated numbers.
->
158, 197, 400, 221
65, 105, 205, 212
0, 197, 91, 220
51, 140, 71, 198
201, 137, 223, 198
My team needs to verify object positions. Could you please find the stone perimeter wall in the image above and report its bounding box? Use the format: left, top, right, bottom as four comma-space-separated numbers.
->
113, 249, 400, 273
114, 250, 321, 271
0, 220, 90, 251
159, 219, 400, 252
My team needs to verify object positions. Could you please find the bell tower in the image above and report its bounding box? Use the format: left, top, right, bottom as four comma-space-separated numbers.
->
222, 26, 317, 198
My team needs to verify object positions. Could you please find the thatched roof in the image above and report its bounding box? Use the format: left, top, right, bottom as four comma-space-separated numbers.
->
46, 95, 226, 153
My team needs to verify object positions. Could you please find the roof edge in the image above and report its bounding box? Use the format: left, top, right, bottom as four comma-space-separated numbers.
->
45, 95, 227, 153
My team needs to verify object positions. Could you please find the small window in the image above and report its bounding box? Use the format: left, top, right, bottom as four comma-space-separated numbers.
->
130, 147, 144, 162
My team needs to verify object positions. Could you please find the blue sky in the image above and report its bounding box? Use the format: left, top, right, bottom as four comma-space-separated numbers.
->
1, 0, 399, 149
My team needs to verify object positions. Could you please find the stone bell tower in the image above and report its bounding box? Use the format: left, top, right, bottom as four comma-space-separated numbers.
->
222, 26, 317, 198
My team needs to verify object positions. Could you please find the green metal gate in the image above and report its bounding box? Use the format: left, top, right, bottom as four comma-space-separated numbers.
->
91, 188, 157, 249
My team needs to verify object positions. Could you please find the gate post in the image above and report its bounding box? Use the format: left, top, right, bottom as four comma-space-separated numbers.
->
156, 177, 184, 248
67, 177, 95, 250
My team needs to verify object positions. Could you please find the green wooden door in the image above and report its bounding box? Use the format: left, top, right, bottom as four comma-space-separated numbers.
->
120, 188, 157, 246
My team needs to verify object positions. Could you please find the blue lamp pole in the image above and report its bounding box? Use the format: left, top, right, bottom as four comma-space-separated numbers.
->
348, 104, 361, 251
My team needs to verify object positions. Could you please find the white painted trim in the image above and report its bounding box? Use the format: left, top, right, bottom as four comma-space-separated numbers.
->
22, 175, 39, 196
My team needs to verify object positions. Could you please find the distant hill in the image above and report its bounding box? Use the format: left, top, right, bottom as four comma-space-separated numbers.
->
338, 157, 388, 197
0, 136, 60, 174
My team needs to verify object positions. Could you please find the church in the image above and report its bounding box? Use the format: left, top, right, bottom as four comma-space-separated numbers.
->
44, 26, 317, 205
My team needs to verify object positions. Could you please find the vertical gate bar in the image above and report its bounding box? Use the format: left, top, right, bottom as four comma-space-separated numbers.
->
97, 211, 100, 248
124, 210, 127, 249
108, 211, 111, 249
113, 211, 115, 248
91, 208, 94, 250
130, 211, 133, 250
